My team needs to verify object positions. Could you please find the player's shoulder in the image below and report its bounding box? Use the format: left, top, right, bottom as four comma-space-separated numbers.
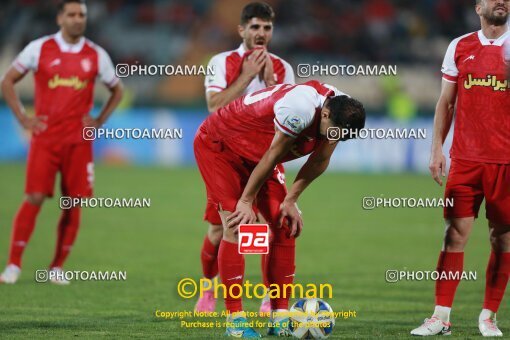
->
208, 48, 242, 64
448, 31, 479, 49
276, 82, 332, 109
24, 34, 55, 51
268, 52, 291, 66
83, 38, 110, 56
296, 80, 342, 97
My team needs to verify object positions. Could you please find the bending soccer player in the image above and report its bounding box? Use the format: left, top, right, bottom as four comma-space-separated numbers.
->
0, 0, 123, 284
197, 1, 295, 314
194, 81, 365, 337
411, 0, 509, 337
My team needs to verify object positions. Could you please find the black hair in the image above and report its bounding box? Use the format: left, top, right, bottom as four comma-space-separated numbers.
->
327, 95, 366, 141
240, 2, 275, 25
58, 0, 86, 13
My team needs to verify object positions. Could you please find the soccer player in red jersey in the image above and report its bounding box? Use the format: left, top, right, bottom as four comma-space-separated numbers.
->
411, 0, 509, 336
0, 0, 123, 284
196, 2, 294, 314
194, 81, 365, 337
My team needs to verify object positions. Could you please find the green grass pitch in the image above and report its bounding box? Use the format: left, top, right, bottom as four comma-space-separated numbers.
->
0, 163, 502, 338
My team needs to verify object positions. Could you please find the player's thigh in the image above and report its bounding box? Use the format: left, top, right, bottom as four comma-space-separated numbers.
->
483, 163, 510, 225
194, 133, 249, 214
204, 200, 223, 226
444, 159, 484, 220
25, 141, 60, 198
256, 171, 287, 230
60, 142, 94, 197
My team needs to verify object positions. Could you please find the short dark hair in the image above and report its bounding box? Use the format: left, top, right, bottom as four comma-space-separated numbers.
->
240, 2, 275, 25
327, 96, 366, 141
58, 0, 86, 13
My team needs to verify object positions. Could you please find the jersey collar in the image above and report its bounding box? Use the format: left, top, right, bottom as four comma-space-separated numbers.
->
236, 43, 247, 56
55, 31, 85, 53
477, 29, 509, 46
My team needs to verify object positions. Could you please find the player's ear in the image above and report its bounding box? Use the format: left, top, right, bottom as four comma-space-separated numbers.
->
321, 107, 331, 119
57, 12, 63, 26
238, 24, 245, 39
475, 2, 482, 15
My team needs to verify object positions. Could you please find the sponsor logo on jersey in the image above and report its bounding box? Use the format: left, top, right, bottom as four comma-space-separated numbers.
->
464, 74, 508, 91
48, 74, 88, 90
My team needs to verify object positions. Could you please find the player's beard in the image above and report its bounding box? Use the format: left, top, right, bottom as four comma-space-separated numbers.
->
482, 7, 508, 26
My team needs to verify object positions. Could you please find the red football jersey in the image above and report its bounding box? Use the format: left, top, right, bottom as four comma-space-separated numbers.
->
204, 44, 295, 95
200, 80, 345, 164
442, 30, 510, 164
13, 31, 119, 145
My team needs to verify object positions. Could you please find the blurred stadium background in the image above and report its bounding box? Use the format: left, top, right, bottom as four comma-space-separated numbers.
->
1, 1, 505, 338
0, 0, 483, 172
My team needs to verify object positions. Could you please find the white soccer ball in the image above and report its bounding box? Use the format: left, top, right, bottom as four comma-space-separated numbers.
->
288, 298, 335, 339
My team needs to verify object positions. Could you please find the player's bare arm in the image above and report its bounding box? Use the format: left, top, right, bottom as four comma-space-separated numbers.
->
1, 66, 47, 134
429, 80, 457, 186
206, 48, 267, 112
82, 81, 124, 128
282, 141, 338, 238
226, 130, 295, 228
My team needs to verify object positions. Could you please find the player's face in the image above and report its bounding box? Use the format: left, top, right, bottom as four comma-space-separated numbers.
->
477, 0, 509, 26
238, 18, 273, 50
57, 3, 87, 38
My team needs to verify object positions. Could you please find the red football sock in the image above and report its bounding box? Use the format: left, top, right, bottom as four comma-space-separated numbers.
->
261, 253, 269, 287
267, 227, 295, 310
8, 201, 42, 267
483, 252, 510, 313
200, 235, 219, 279
435, 251, 464, 307
218, 240, 244, 312
49, 207, 81, 269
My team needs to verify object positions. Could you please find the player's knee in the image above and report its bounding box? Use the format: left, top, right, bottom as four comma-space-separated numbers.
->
488, 222, 510, 252
270, 226, 295, 245
222, 226, 237, 243
444, 228, 469, 251
25, 193, 46, 206
208, 224, 223, 245
443, 219, 472, 251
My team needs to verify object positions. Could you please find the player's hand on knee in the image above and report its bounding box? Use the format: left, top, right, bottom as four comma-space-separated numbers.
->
279, 200, 303, 238
226, 199, 256, 230
21, 115, 47, 134
429, 148, 446, 186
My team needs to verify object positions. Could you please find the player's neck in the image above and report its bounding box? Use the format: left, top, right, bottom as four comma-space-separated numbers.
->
480, 21, 508, 40
60, 30, 83, 45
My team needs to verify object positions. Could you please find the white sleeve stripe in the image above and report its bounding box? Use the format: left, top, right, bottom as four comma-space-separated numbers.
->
105, 77, 119, 88
13, 61, 27, 73
442, 77, 457, 83
206, 85, 225, 90
274, 118, 298, 137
